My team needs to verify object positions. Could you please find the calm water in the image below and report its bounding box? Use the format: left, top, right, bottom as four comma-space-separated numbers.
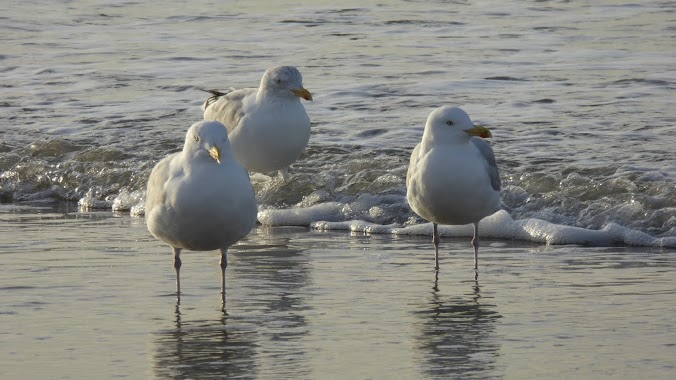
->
1, 0, 674, 241
1, 208, 675, 379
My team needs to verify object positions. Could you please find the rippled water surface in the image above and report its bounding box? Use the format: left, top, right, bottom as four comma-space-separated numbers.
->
1, 209, 675, 379
1, 0, 674, 240
2, 1, 676, 378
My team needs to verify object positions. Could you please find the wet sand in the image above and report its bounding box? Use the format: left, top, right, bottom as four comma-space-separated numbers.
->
1, 208, 675, 379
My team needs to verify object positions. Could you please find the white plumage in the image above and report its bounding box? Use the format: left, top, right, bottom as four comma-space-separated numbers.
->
406, 106, 501, 273
202, 66, 312, 180
146, 120, 257, 304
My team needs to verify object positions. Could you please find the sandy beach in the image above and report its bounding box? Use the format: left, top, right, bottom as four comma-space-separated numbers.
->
1, 207, 674, 379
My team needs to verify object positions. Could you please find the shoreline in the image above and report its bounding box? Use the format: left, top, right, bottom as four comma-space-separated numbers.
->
3, 204, 675, 249
1, 208, 675, 379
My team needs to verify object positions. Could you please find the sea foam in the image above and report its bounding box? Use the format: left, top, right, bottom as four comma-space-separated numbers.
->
260, 206, 676, 248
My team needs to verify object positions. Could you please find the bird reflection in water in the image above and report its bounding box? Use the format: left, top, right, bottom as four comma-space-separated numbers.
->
153, 302, 259, 379
153, 234, 313, 379
415, 277, 502, 379
232, 241, 312, 378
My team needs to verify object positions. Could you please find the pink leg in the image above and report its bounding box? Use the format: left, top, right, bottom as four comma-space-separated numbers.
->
472, 222, 479, 277
173, 247, 182, 301
433, 223, 440, 271
220, 248, 228, 306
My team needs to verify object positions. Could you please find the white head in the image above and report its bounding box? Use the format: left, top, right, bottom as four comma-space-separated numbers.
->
422, 106, 491, 145
259, 66, 313, 101
183, 120, 233, 164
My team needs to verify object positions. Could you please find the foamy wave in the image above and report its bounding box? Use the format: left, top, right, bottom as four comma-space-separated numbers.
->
259, 202, 345, 226
261, 207, 676, 248
111, 189, 145, 212
77, 196, 112, 210
391, 211, 676, 247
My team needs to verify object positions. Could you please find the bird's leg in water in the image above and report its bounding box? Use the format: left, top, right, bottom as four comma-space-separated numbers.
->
220, 248, 228, 306
173, 247, 182, 300
472, 222, 479, 279
433, 223, 440, 271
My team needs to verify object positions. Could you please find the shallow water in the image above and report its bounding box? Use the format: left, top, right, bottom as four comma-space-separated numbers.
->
1, 208, 675, 379
2, 2, 676, 377
1, 0, 675, 243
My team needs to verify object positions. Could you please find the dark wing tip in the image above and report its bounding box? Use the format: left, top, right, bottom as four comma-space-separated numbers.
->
196, 88, 229, 108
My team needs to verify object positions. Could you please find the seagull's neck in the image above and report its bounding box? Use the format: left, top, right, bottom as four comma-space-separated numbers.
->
182, 150, 211, 165
257, 88, 296, 104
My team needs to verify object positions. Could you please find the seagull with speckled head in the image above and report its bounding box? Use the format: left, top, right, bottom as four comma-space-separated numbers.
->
201, 66, 312, 181
406, 106, 501, 274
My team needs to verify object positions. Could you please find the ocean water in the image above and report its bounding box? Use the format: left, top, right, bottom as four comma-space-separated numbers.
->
2, 2, 676, 378
1, 0, 675, 246
1, 209, 675, 379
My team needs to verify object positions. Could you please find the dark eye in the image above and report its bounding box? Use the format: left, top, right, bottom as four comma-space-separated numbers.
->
446, 121, 454, 126
194, 135, 200, 142
275, 78, 281, 84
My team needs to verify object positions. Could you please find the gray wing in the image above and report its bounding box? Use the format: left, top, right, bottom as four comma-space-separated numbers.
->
202, 87, 256, 134
145, 154, 175, 215
406, 143, 422, 189
471, 137, 500, 191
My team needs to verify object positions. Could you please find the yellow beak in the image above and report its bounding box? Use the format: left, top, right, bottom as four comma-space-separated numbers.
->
292, 87, 313, 101
208, 146, 221, 164
465, 125, 492, 139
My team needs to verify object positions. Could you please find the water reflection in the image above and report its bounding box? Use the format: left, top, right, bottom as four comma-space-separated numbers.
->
153, 305, 259, 379
232, 233, 313, 378
413, 280, 502, 379
153, 231, 313, 379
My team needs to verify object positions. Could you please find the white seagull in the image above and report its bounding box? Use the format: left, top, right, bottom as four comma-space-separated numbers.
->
201, 66, 313, 181
406, 106, 501, 273
146, 120, 258, 305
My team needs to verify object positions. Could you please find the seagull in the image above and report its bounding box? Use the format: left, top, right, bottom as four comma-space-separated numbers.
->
146, 120, 258, 305
201, 66, 313, 181
406, 106, 501, 274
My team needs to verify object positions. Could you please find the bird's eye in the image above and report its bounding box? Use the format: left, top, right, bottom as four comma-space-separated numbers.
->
446, 121, 454, 126
275, 78, 282, 84
194, 135, 200, 142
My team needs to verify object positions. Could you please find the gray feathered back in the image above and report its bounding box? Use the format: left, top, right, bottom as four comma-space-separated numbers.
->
471, 137, 500, 191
